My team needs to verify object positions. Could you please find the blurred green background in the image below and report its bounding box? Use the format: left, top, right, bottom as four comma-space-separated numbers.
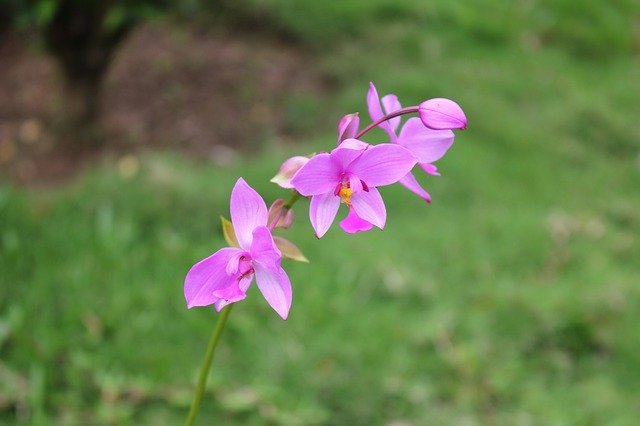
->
1, 0, 640, 424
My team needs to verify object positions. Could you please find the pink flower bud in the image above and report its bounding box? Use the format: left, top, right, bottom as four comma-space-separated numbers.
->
268, 199, 295, 229
418, 98, 467, 130
270, 156, 310, 189
337, 113, 360, 144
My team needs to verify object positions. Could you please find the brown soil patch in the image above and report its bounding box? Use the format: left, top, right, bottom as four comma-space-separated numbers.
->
0, 23, 334, 186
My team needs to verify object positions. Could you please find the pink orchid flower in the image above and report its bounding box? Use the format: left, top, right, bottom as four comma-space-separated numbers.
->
367, 82, 461, 202
184, 178, 292, 319
290, 139, 417, 237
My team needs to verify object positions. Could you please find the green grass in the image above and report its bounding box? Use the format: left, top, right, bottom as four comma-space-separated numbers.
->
2, 0, 640, 424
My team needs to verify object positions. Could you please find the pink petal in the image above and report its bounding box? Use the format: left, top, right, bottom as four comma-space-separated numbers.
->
420, 163, 440, 176
331, 141, 367, 170
214, 300, 230, 312
270, 156, 309, 189
398, 118, 454, 163
253, 261, 292, 320
339, 206, 373, 233
290, 153, 340, 196
399, 172, 432, 203
249, 226, 281, 266
184, 247, 247, 308
367, 82, 396, 141
338, 113, 360, 143
367, 82, 384, 121
215, 275, 253, 312
230, 178, 268, 250
225, 250, 248, 275
350, 187, 386, 229
381, 94, 401, 132
347, 143, 417, 187
309, 192, 341, 238
337, 138, 370, 151
347, 173, 363, 193
418, 98, 467, 130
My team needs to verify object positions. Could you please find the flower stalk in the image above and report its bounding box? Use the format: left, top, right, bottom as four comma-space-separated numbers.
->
184, 304, 234, 426
354, 106, 419, 139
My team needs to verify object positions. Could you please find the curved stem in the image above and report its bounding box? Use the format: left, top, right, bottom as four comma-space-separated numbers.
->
354, 106, 419, 139
184, 304, 234, 426
283, 190, 301, 209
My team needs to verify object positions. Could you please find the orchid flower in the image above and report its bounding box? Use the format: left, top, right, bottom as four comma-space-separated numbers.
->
367, 82, 463, 202
184, 178, 292, 319
290, 139, 416, 237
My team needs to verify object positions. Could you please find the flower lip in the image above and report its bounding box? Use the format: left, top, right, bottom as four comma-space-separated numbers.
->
339, 205, 374, 234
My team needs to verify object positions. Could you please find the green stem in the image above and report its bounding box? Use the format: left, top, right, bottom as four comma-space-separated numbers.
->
184, 304, 234, 426
283, 190, 301, 209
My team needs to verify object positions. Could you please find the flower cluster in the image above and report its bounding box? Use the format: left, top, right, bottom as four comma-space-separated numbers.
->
184, 82, 466, 319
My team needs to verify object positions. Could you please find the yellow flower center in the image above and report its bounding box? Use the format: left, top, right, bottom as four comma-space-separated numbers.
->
339, 185, 353, 205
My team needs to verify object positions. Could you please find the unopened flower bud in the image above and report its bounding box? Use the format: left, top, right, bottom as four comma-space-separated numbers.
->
270, 156, 309, 189
338, 113, 360, 143
268, 199, 295, 229
418, 98, 467, 130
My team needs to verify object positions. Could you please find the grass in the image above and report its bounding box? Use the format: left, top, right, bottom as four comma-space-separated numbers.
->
2, 0, 640, 424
